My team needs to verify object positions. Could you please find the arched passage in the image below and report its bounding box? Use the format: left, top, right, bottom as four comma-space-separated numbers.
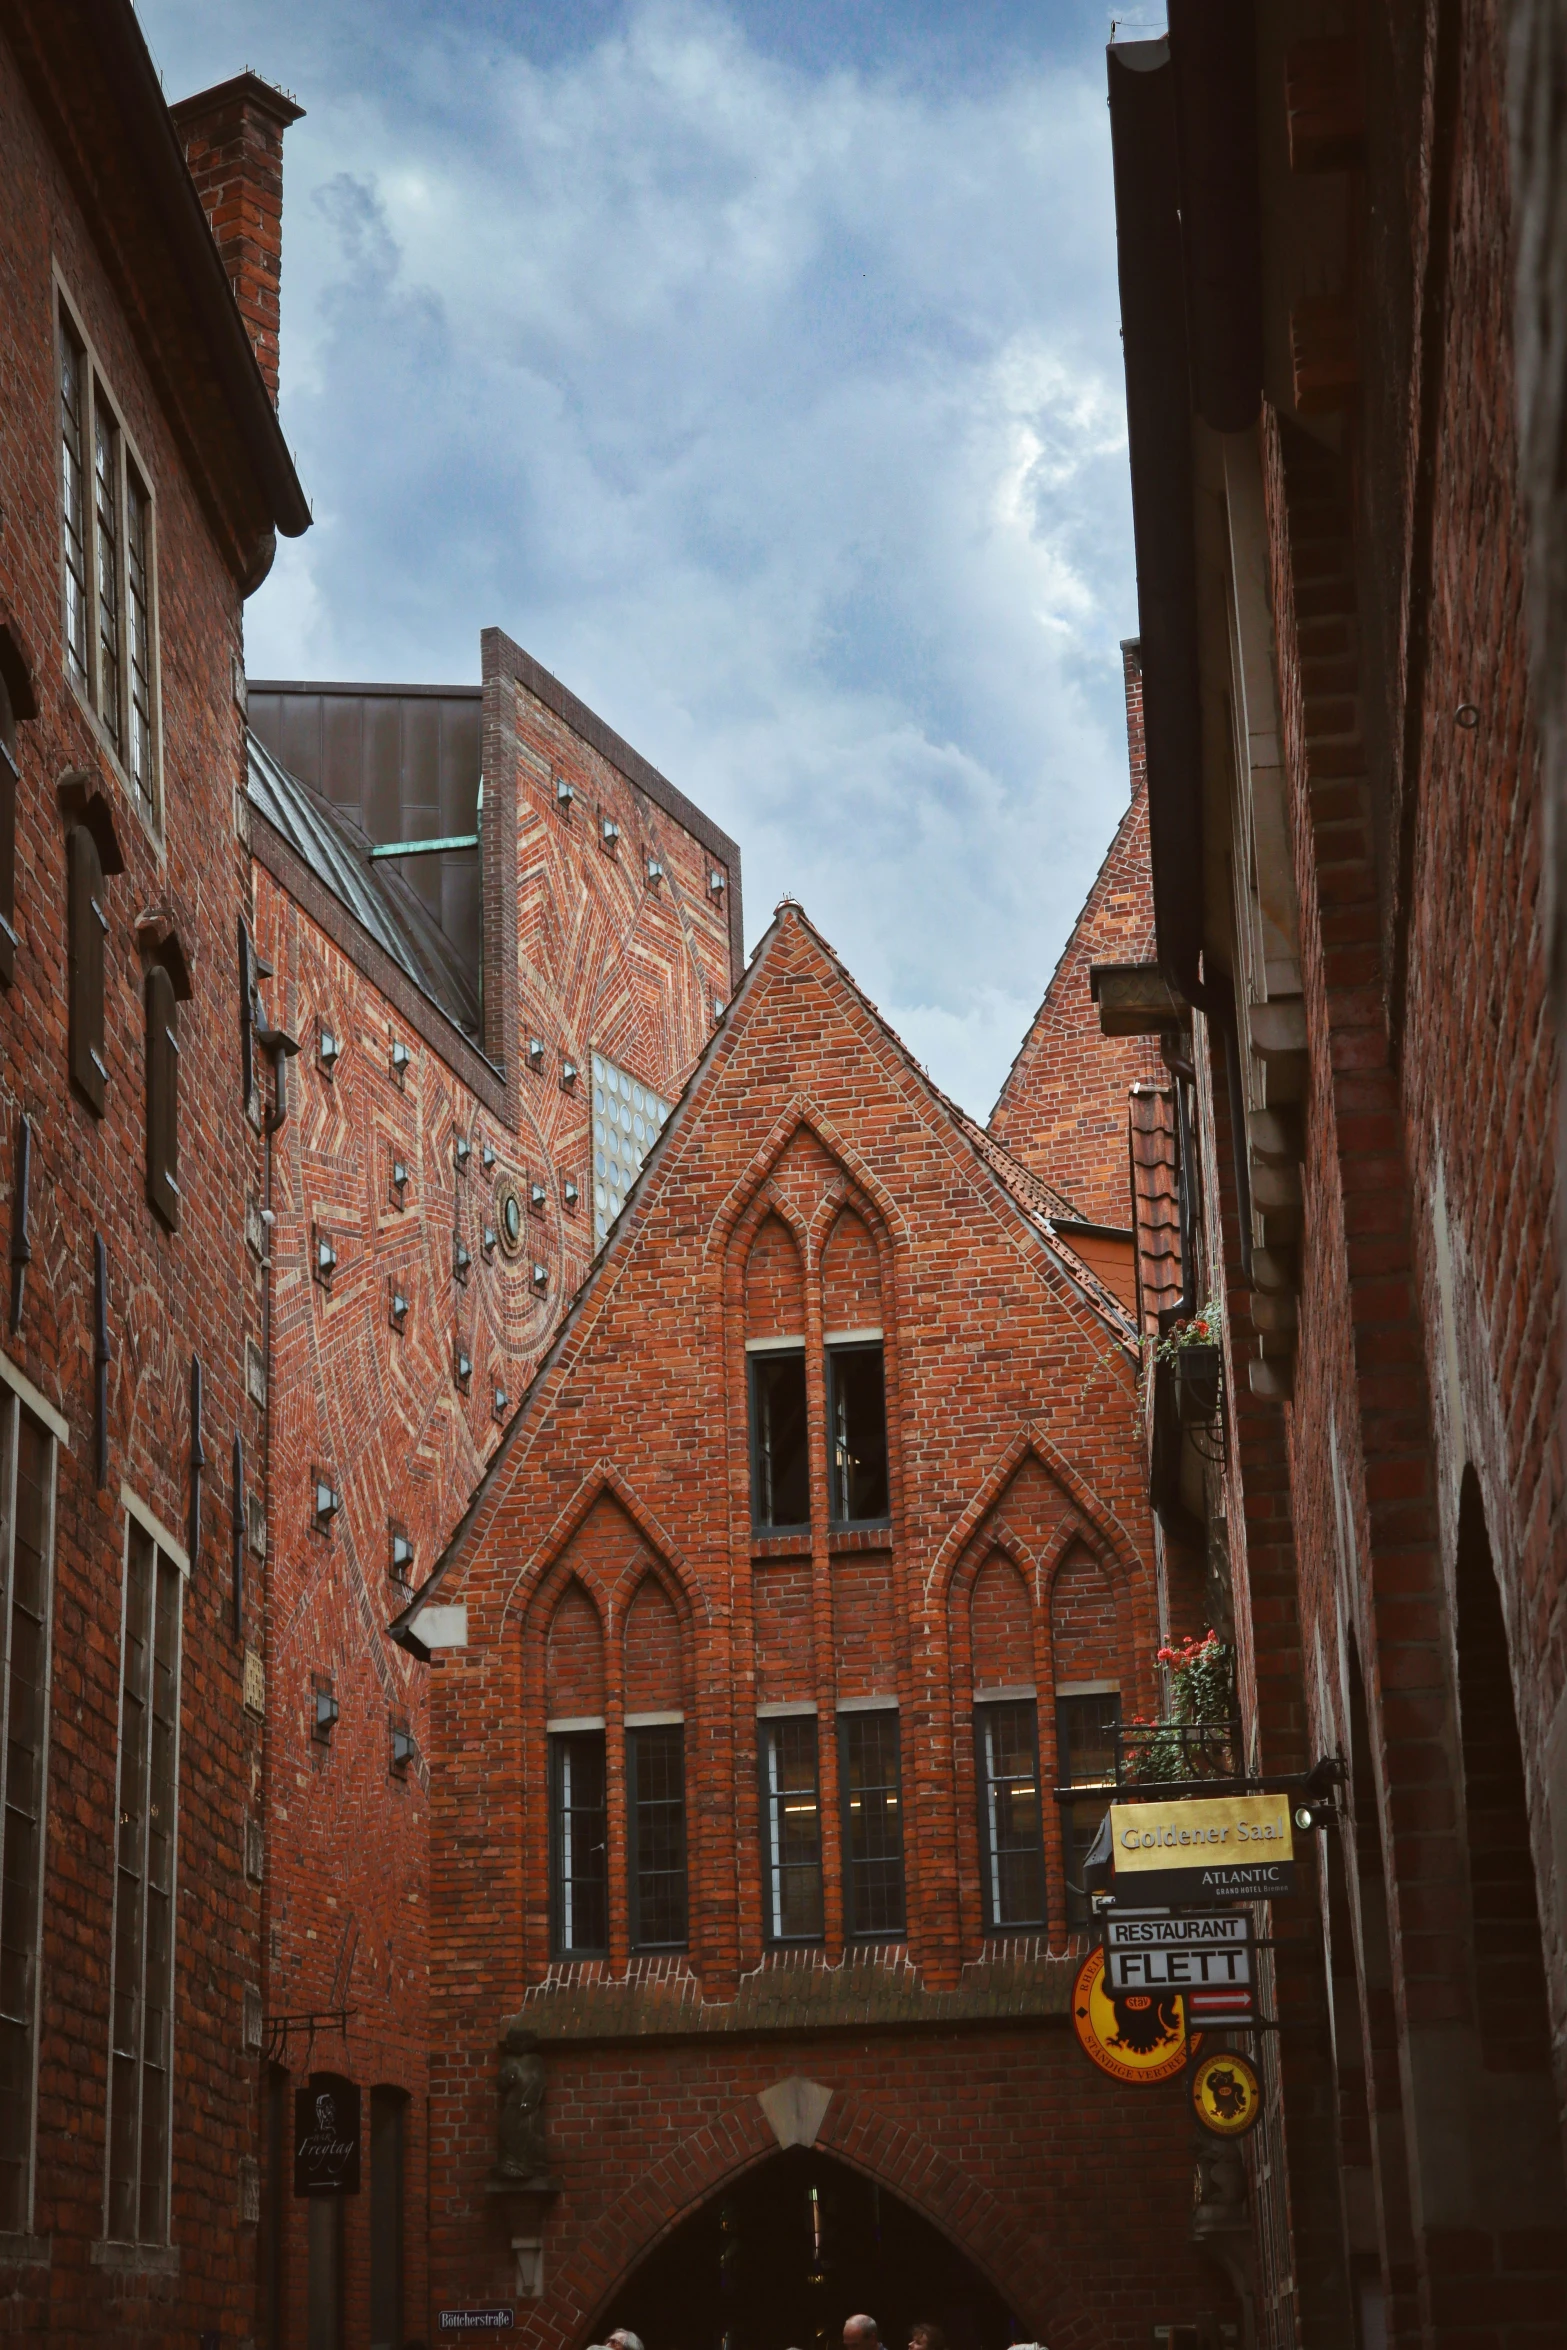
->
598, 2146, 1015, 2350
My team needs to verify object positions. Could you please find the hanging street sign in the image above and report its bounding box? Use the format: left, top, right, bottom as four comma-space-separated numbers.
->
1103, 1909, 1252, 1994
1191, 2049, 1263, 2137
293, 2073, 361, 2196
1109, 1791, 1295, 1905
1070, 1945, 1196, 2086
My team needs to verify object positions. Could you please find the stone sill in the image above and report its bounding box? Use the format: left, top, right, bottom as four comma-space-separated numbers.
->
90, 2240, 180, 2275
0, 2233, 49, 2267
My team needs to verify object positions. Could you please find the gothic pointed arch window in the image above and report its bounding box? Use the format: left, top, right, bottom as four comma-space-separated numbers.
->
546, 1580, 607, 1958
970, 1551, 1043, 1931
745, 1215, 808, 1532
624, 1576, 687, 1951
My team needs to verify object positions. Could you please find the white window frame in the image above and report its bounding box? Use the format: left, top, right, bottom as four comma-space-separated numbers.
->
102, 1496, 186, 2246
0, 1360, 61, 2238
54, 276, 164, 842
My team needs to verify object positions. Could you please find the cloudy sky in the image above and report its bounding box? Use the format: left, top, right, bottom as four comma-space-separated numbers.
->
136, 0, 1151, 1118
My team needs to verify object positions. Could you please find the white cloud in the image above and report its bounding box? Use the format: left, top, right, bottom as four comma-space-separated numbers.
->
138, 0, 1137, 1117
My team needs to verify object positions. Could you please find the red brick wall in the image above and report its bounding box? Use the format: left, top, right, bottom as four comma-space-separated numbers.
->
989, 645, 1161, 1224
744, 1213, 805, 1336
416, 905, 1206, 2346
0, 28, 269, 2342
254, 629, 740, 2345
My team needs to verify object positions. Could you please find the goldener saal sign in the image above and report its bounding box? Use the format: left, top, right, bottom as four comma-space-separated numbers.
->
1109, 1791, 1294, 1904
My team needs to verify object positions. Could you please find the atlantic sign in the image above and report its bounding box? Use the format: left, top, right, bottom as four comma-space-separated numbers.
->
1108, 1791, 1294, 1904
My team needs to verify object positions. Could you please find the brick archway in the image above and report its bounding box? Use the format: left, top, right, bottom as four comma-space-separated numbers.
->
536, 2085, 1107, 2350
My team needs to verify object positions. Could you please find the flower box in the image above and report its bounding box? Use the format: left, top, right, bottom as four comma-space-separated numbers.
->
1174, 1342, 1222, 1424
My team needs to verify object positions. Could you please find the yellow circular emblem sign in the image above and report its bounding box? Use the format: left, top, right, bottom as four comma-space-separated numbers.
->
1071, 1945, 1192, 2085
1190, 2049, 1262, 2137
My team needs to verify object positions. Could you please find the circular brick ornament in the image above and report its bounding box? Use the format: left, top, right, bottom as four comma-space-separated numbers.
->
1070, 1945, 1193, 2085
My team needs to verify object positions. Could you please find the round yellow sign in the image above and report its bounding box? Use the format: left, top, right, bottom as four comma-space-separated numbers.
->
1190, 2049, 1262, 2137
1071, 1945, 1192, 2085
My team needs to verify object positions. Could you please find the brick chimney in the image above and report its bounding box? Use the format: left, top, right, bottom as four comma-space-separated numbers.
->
170, 72, 305, 405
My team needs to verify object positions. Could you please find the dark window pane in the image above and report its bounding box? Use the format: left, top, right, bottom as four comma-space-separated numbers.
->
749, 1352, 809, 1530
629, 1725, 687, 1948
93, 400, 122, 753
840, 1711, 904, 1938
1057, 1691, 1121, 1789
0, 1406, 51, 2231
1056, 1692, 1119, 1930
125, 471, 154, 809
1061, 1800, 1110, 1931
550, 1731, 607, 1956
761, 1716, 823, 1942
976, 1701, 1044, 1930
828, 1345, 888, 1524
68, 823, 107, 1115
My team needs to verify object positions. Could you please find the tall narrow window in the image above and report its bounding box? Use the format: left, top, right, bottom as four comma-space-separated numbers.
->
369, 2087, 407, 2350
59, 318, 89, 690
549, 1729, 608, 1957
68, 822, 108, 1115
749, 1348, 809, 1530
839, 1709, 904, 1939
261, 2064, 288, 2350
975, 1700, 1044, 1930
107, 1522, 182, 2243
760, 1715, 823, 1943
1056, 1689, 1120, 1930
307, 2190, 343, 2350
827, 1343, 889, 1524
125, 469, 154, 809
145, 963, 180, 1231
93, 401, 123, 755
628, 1723, 687, 1949
0, 1397, 55, 2232
0, 674, 16, 991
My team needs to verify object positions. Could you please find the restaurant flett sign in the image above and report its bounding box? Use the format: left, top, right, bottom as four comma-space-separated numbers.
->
294, 2073, 361, 2196
1109, 1791, 1294, 1904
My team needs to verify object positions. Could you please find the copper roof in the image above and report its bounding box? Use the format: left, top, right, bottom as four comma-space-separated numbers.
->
1129, 1082, 1183, 1337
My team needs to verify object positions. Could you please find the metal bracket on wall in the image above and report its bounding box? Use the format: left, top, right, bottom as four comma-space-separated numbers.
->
262, 2008, 356, 2069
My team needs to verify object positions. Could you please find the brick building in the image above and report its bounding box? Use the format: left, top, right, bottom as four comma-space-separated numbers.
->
394, 869, 1237, 2350
0, 8, 308, 2343
243, 643, 742, 2346
1100, 10, 1567, 2347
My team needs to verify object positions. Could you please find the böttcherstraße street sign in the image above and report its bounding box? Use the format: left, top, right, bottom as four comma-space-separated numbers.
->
1109, 1791, 1294, 1903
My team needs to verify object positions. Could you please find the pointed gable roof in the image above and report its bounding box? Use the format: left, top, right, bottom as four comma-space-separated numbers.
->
989, 642, 1161, 1226
390, 897, 1138, 1649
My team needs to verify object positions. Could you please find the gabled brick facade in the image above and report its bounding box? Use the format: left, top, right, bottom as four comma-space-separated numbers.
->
408, 903, 1235, 2350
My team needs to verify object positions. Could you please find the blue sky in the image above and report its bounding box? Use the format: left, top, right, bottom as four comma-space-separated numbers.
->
136, 0, 1152, 1117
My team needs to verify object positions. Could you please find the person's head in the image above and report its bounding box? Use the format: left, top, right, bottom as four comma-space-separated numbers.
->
844, 2317, 881, 2350
608, 2333, 644, 2350
910, 2325, 947, 2350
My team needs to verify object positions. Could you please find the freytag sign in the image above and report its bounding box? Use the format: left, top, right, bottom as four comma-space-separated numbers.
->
1109, 1792, 1294, 1905
294, 2073, 361, 2197
438, 2312, 514, 2334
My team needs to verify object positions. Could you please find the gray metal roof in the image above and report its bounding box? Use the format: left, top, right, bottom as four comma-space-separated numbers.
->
246, 730, 481, 1039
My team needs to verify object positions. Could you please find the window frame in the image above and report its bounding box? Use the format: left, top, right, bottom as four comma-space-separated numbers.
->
54, 280, 162, 838
746, 1342, 811, 1535
626, 1719, 689, 1952
104, 1497, 187, 2247
1054, 1684, 1122, 1933
0, 1378, 60, 2237
547, 1725, 609, 1960
0, 691, 18, 992
145, 960, 181, 1232
974, 1696, 1046, 1934
825, 1339, 890, 1528
837, 1704, 906, 1942
758, 1710, 825, 1946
